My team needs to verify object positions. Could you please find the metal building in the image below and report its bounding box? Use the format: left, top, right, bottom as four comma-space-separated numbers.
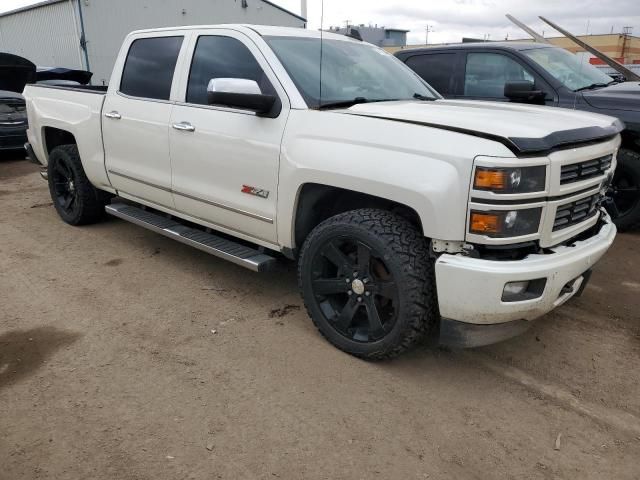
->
325, 25, 409, 48
0, 0, 306, 85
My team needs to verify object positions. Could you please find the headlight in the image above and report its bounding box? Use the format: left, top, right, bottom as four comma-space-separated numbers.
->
470, 208, 542, 237
474, 166, 546, 194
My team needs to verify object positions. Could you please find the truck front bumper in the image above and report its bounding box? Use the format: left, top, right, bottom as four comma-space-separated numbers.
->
435, 210, 616, 347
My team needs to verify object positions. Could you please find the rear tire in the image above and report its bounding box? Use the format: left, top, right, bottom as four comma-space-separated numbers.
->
298, 209, 438, 360
47, 144, 109, 226
610, 148, 640, 231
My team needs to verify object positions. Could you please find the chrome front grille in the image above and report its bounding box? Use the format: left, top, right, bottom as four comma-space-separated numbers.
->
553, 193, 601, 231
560, 155, 612, 185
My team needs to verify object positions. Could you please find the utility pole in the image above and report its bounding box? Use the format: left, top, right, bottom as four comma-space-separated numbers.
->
425, 25, 434, 45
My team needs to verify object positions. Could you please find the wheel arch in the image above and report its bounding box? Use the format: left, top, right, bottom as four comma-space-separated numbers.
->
289, 183, 425, 257
42, 126, 77, 156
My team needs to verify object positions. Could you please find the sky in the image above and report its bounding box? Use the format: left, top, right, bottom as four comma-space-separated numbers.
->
1, 0, 639, 45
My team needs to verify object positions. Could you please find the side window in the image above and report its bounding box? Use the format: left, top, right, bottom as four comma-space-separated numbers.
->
405, 53, 457, 95
464, 52, 534, 98
186, 36, 276, 106
120, 36, 183, 100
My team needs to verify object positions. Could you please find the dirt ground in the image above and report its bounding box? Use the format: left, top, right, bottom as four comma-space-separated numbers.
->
1, 153, 639, 480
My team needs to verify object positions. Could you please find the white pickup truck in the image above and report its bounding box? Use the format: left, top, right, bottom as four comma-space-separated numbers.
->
24, 25, 621, 359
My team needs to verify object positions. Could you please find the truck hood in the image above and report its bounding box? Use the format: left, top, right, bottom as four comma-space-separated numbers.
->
342, 99, 624, 155
581, 81, 640, 112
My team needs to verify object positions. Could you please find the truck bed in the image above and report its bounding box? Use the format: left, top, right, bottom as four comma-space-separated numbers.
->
24, 83, 111, 191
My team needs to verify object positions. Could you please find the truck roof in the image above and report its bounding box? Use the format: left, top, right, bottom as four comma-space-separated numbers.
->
396, 42, 554, 56
127, 24, 358, 43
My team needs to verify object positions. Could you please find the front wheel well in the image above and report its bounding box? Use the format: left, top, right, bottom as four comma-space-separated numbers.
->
43, 127, 77, 156
293, 183, 424, 252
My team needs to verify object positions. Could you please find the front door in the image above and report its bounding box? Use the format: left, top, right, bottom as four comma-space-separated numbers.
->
461, 51, 554, 105
103, 34, 185, 209
168, 30, 289, 244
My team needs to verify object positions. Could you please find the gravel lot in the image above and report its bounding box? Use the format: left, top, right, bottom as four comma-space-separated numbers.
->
1, 153, 639, 480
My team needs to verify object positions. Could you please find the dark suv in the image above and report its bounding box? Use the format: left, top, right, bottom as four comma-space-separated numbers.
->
396, 42, 640, 229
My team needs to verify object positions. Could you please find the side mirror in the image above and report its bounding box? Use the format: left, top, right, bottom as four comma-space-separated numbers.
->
504, 80, 546, 103
207, 78, 277, 116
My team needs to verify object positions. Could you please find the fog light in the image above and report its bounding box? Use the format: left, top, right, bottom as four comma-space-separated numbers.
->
502, 278, 547, 302
503, 281, 529, 298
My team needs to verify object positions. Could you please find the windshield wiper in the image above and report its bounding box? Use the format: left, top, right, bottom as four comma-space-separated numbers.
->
413, 93, 436, 101
317, 97, 396, 110
574, 82, 609, 92
318, 94, 434, 110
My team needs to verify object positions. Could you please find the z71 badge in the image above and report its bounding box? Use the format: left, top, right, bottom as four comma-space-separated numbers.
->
241, 185, 270, 199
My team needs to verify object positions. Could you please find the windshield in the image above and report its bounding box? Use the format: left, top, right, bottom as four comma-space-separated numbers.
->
523, 47, 613, 91
265, 36, 440, 108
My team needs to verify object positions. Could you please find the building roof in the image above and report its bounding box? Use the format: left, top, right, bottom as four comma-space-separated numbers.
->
0, 0, 306, 21
0, 0, 65, 19
260, 0, 306, 22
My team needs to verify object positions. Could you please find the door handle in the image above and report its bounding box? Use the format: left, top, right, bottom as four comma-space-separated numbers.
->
104, 111, 121, 119
172, 122, 196, 132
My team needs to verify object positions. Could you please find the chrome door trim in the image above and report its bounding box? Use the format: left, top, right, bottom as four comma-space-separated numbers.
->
173, 188, 274, 223
108, 169, 172, 192
108, 169, 273, 224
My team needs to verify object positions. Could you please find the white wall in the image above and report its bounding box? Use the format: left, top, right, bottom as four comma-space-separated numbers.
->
0, 0, 84, 70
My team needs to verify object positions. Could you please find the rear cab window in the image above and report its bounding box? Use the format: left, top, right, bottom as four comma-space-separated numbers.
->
119, 36, 184, 100
404, 53, 457, 95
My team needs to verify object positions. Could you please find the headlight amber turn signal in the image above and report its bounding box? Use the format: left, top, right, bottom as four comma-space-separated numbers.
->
474, 166, 546, 194
469, 208, 542, 238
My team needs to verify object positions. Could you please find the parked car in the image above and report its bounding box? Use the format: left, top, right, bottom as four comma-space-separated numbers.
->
0, 53, 34, 153
0, 89, 28, 153
396, 42, 640, 230
24, 25, 620, 359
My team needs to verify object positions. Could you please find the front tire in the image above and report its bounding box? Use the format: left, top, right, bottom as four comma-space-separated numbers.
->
48, 144, 108, 226
610, 148, 640, 231
298, 209, 438, 360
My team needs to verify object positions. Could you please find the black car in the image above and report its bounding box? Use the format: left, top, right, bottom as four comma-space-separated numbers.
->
0, 89, 28, 153
396, 42, 640, 230
0, 53, 34, 154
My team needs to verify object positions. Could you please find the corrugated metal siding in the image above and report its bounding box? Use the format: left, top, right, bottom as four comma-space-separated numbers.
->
0, 0, 83, 70
0, 0, 305, 85
82, 0, 306, 84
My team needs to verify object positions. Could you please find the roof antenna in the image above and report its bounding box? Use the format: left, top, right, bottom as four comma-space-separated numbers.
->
319, 0, 324, 109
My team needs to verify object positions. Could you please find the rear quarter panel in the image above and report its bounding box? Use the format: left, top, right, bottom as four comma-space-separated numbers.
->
24, 85, 112, 191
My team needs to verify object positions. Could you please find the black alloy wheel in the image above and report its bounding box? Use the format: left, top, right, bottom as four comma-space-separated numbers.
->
47, 144, 109, 225
612, 173, 639, 216
310, 236, 399, 343
51, 154, 80, 218
298, 209, 437, 360
609, 148, 640, 230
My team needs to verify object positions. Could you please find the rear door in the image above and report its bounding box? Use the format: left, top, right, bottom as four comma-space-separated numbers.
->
403, 52, 462, 97
102, 33, 186, 208
167, 28, 289, 244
